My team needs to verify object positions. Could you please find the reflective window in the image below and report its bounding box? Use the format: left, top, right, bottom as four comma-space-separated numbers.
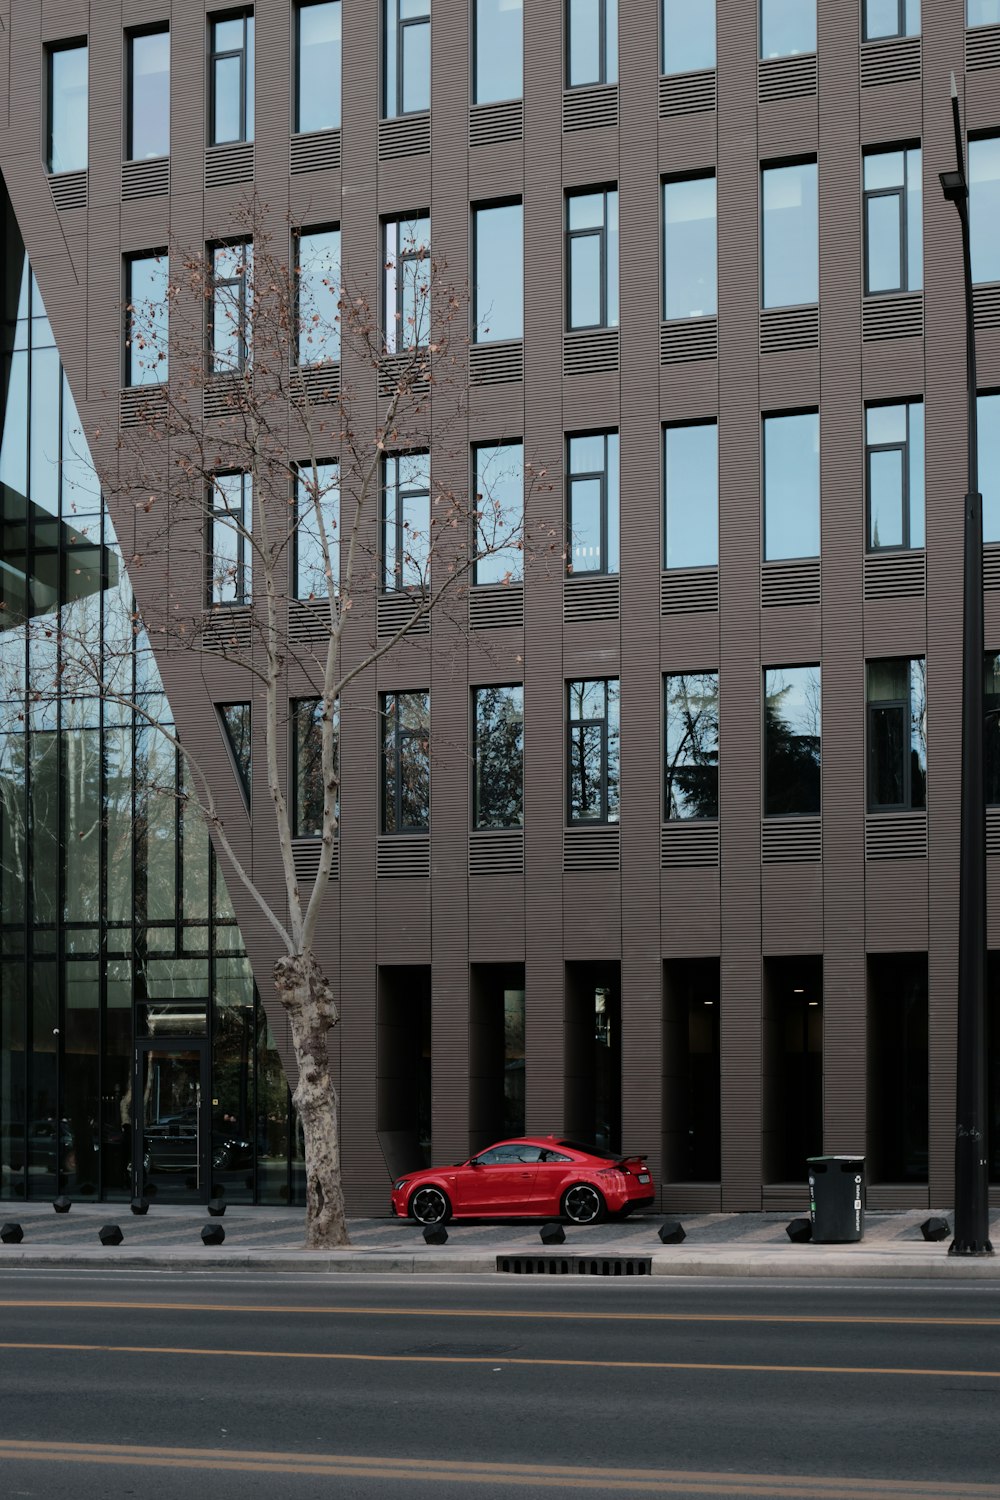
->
385, 0, 430, 117
663, 175, 716, 320
292, 698, 337, 836
208, 473, 252, 605
295, 462, 339, 599
864, 0, 920, 40
567, 189, 618, 330
567, 0, 617, 86
662, 0, 715, 74
762, 161, 817, 308
383, 452, 430, 591
665, 672, 719, 820
473, 685, 524, 829
567, 679, 620, 824
219, 703, 251, 805
127, 29, 169, 160
475, 0, 522, 103
296, 228, 340, 365
384, 215, 430, 352
969, 0, 1000, 25
296, 2, 341, 132
567, 432, 619, 576
125, 253, 169, 388
210, 12, 254, 145
763, 411, 820, 561
864, 148, 922, 294
981, 392, 1000, 543
473, 202, 523, 343
764, 665, 821, 817
473, 442, 523, 585
47, 43, 88, 173
985, 654, 1000, 805
760, 0, 815, 57
211, 242, 253, 374
867, 658, 926, 811
970, 137, 1000, 286
382, 691, 430, 832
866, 402, 924, 552
664, 422, 718, 569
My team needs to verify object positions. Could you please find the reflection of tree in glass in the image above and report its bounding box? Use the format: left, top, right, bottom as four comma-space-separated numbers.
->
474, 685, 523, 829
764, 668, 821, 817
665, 673, 719, 819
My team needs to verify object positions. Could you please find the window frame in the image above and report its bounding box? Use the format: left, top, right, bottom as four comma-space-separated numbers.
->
45, 39, 88, 174
294, 224, 341, 367
294, 0, 342, 134
209, 239, 253, 375
863, 145, 921, 296
291, 696, 338, 838
760, 157, 818, 310
125, 25, 169, 162
565, 187, 618, 332
661, 0, 716, 76
566, 430, 619, 577
472, 198, 524, 345
662, 171, 718, 322
472, 683, 525, 831
381, 690, 431, 835
293, 459, 340, 600
207, 471, 252, 607
566, 678, 620, 826
763, 663, 822, 819
218, 702, 252, 807
865, 401, 923, 554
663, 420, 719, 571
759, 0, 816, 59
862, 0, 909, 41
382, 451, 431, 593
383, 214, 431, 354
384, 0, 431, 119
565, 0, 616, 88
472, 439, 524, 586
208, 9, 254, 146
664, 670, 720, 822
866, 658, 926, 813
123, 250, 169, 389
762, 407, 821, 563
472, 0, 523, 104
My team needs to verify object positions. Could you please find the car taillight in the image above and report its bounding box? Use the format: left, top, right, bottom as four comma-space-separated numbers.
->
598, 1168, 623, 1179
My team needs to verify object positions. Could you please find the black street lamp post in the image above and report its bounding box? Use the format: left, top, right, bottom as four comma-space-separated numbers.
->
939, 74, 993, 1256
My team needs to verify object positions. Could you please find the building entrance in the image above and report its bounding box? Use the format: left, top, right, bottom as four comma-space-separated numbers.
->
134, 1041, 210, 1203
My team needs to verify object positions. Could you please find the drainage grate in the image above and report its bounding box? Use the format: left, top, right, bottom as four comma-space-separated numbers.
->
575, 1257, 651, 1276
497, 1255, 651, 1276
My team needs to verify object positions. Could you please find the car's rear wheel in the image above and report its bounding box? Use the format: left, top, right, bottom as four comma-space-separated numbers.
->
409, 1186, 451, 1226
561, 1183, 606, 1225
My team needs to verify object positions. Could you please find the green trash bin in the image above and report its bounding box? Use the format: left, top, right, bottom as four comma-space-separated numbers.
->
807, 1156, 865, 1243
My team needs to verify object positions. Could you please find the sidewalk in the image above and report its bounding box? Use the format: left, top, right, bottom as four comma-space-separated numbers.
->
2, 1203, 1000, 1277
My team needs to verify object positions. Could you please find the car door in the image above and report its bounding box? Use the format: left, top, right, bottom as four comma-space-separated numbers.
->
529, 1149, 575, 1213
465, 1144, 541, 1214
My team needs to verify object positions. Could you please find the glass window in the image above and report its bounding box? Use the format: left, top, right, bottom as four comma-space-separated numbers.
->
567, 189, 618, 331
662, 0, 715, 74
208, 473, 251, 605
296, 2, 341, 132
764, 665, 821, 817
475, 0, 523, 103
127, 29, 169, 160
867, 658, 926, 811
863, 148, 922, 294
762, 161, 818, 309
760, 0, 815, 58
125, 253, 169, 388
763, 411, 820, 561
47, 43, 88, 173
866, 402, 924, 551
385, 0, 431, 117
981, 392, 1000, 543
219, 703, 251, 805
211, 241, 253, 374
969, 0, 1000, 26
210, 12, 254, 145
664, 423, 718, 569
384, 215, 430, 353
295, 462, 339, 599
473, 202, 523, 343
382, 691, 430, 832
567, 0, 617, 86
293, 698, 337, 836
383, 452, 430, 591
970, 138, 1000, 286
864, 0, 920, 40
567, 679, 620, 824
296, 228, 340, 365
473, 442, 523, 585
473, 685, 524, 829
663, 175, 717, 320
567, 432, 619, 576
985, 655, 1000, 805
665, 672, 719, 820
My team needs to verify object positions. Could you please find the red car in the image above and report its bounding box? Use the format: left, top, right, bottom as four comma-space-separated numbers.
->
391, 1136, 655, 1226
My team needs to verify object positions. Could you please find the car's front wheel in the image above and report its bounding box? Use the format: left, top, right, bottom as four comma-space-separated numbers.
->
409, 1186, 451, 1226
561, 1183, 606, 1225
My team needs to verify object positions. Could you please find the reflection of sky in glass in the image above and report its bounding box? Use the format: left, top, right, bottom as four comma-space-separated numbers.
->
762, 163, 818, 308
764, 411, 819, 560
297, 1, 342, 131
475, 0, 523, 103
665, 423, 717, 569
982, 395, 1000, 544
663, 0, 715, 73
474, 442, 523, 584
475, 203, 523, 342
971, 137, 1000, 285
760, 0, 815, 58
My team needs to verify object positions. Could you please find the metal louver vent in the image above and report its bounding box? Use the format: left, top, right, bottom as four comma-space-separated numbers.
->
378, 351, 431, 398
496, 1255, 651, 1275
974, 284, 1000, 330
204, 141, 254, 188
291, 363, 341, 408
761, 818, 821, 864
469, 100, 523, 147
760, 305, 819, 354
967, 24, 1000, 71
863, 551, 925, 600
290, 129, 341, 174
292, 838, 339, 884
121, 157, 169, 200
562, 84, 618, 132
201, 607, 253, 655
564, 575, 620, 623
563, 328, 620, 377
658, 69, 716, 116
985, 548, 1000, 590
378, 114, 430, 160
377, 593, 430, 637
661, 568, 719, 615
469, 829, 524, 876
119, 386, 167, 429
758, 54, 817, 102
470, 340, 524, 386
865, 812, 927, 860
661, 822, 719, 869
49, 170, 87, 211
860, 35, 921, 86
288, 599, 334, 645
469, 584, 523, 630
862, 292, 923, 342
377, 834, 430, 878
660, 318, 717, 364
563, 825, 620, 873
204, 376, 250, 421
986, 808, 1000, 857
761, 558, 820, 608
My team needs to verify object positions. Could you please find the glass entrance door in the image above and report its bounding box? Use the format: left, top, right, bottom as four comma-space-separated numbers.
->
134, 1042, 209, 1202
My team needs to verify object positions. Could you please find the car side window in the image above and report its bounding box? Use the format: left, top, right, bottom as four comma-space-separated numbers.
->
539, 1150, 572, 1163
476, 1144, 544, 1164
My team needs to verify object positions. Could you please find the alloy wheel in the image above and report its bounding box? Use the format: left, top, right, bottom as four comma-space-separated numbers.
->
410, 1186, 449, 1225
563, 1184, 603, 1225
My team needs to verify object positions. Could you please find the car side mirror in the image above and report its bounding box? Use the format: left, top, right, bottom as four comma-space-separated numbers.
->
468, 1157, 481, 1167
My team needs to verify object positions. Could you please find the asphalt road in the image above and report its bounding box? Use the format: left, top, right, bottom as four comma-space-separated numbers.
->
1, 1271, 1000, 1498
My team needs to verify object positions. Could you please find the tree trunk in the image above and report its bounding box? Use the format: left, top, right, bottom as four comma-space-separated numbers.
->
274, 953, 350, 1249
